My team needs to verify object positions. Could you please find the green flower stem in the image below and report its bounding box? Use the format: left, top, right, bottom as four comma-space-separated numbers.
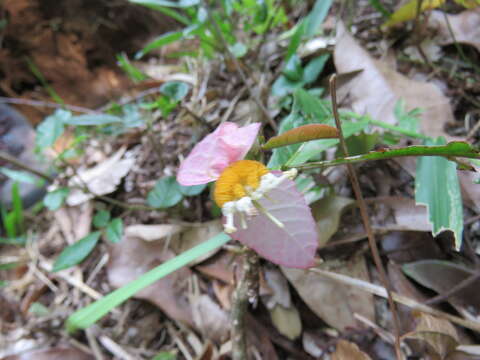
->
290, 142, 480, 171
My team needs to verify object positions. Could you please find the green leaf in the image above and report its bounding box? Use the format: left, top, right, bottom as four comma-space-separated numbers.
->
282, 55, 303, 82
116, 53, 147, 82
147, 176, 183, 208
105, 218, 123, 243
65, 114, 123, 126
151, 352, 176, 360
305, 0, 333, 37
415, 137, 463, 249
52, 232, 101, 272
29, 302, 49, 316
229, 42, 248, 58
43, 188, 70, 211
394, 99, 421, 133
285, 20, 306, 60
129, 0, 199, 7
135, 31, 184, 59
11, 182, 24, 234
179, 183, 207, 196
93, 210, 111, 228
35, 109, 70, 149
160, 81, 190, 101
66, 232, 230, 332
0, 168, 40, 185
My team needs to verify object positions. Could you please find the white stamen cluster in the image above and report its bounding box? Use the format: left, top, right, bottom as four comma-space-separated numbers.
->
222, 169, 298, 233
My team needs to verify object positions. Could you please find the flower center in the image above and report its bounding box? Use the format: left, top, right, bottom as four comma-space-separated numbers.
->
214, 160, 297, 233
214, 160, 269, 207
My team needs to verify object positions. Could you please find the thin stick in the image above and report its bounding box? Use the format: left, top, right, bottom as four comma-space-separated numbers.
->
231, 249, 259, 360
0, 97, 96, 114
329, 75, 403, 359
310, 268, 480, 333
0, 150, 54, 182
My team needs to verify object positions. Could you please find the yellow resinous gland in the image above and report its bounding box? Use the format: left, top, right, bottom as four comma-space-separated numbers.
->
213, 160, 298, 233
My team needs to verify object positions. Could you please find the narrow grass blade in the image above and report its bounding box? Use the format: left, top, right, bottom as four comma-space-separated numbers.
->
66, 232, 230, 332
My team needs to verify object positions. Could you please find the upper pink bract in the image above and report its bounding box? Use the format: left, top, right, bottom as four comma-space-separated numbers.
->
177, 122, 261, 186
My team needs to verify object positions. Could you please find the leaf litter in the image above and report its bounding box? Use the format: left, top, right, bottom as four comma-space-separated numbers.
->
2, 1, 480, 359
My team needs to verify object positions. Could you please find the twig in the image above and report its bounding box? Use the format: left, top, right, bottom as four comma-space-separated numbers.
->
231, 249, 259, 360
0, 150, 54, 182
0, 96, 96, 114
309, 268, 480, 333
425, 272, 480, 306
329, 75, 403, 360
208, 12, 278, 131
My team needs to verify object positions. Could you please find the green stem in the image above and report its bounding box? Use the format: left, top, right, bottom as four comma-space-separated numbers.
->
291, 142, 480, 170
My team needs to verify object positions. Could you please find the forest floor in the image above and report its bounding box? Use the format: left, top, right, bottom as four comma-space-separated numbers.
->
1, 1, 480, 359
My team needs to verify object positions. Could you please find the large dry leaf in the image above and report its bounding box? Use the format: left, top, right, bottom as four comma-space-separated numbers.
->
403, 260, 480, 311
429, 9, 480, 53
282, 255, 375, 331
403, 313, 459, 360
67, 147, 135, 206
334, 22, 454, 137
331, 339, 372, 360
107, 231, 194, 327
191, 294, 230, 343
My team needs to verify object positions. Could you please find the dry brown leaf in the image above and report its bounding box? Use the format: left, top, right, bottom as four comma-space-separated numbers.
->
282, 255, 375, 331
67, 147, 135, 206
334, 22, 454, 137
331, 339, 372, 360
262, 267, 291, 309
170, 220, 224, 265
269, 305, 302, 340
430, 9, 480, 53
125, 224, 184, 242
191, 294, 230, 343
403, 313, 459, 359
107, 231, 194, 327
311, 195, 354, 247
2, 347, 94, 360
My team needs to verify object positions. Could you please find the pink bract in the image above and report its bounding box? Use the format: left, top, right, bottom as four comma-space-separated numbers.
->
228, 176, 318, 269
177, 122, 261, 186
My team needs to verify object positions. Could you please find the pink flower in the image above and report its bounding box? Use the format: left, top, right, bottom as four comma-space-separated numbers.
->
176, 121, 318, 269
177, 122, 261, 186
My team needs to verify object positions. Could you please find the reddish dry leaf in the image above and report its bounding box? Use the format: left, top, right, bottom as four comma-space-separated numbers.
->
263, 124, 339, 150
331, 339, 372, 360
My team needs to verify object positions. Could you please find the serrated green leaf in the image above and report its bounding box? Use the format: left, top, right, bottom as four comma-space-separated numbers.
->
43, 188, 70, 211
53, 232, 101, 272
415, 137, 463, 249
106, 218, 123, 243
147, 176, 183, 208
93, 210, 111, 228
35, 109, 70, 149
179, 183, 207, 196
